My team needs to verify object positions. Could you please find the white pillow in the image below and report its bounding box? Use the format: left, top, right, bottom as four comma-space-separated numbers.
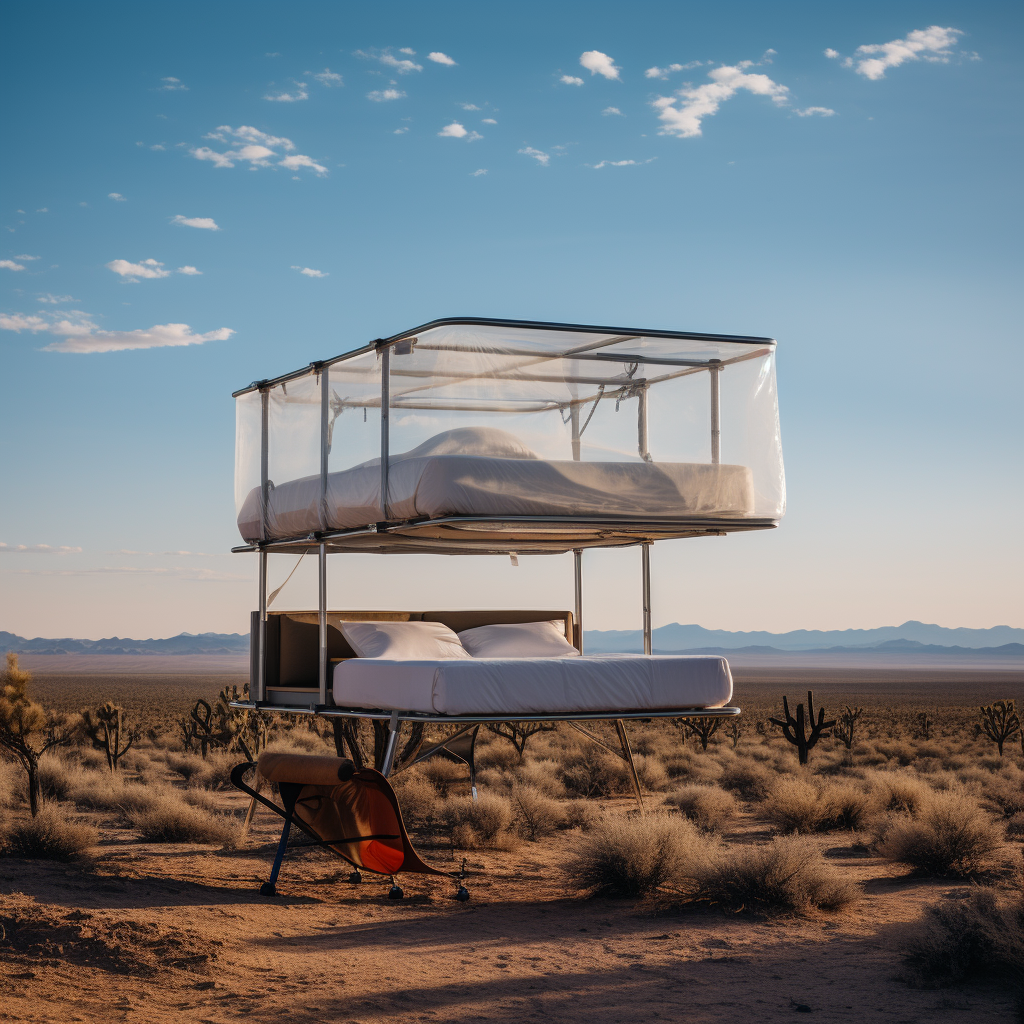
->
338, 620, 472, 660
457, 620, 580, 659
355, 427, 537, 469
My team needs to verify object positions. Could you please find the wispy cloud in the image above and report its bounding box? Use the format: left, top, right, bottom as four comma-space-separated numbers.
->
602, 107, 623, 116
310, 68, 343, 86
265, 83, 309, 102
560, 75, 584, 86
482, 118, 497, 125
106, 259, 200, 280
835, 26, 965, 80
292, 266, 328, 278
470, 168, 487, 176
428, 52, 456, 65
438, 122, 482, 140
191, 125, 326, 176
356, 49, 423, 74
652, 62, 789, 138
0, 259, 25, 271
368, 89, 406, 101
580, 51, 621, 80
159, 76, 188, 91
794, 106, 836, 117
0, 311, 234, 353
645, 61, 706, 79
518, 147, 550, 166
108, 192, 126, 201
15, 254, 39, 260
172, 215, 220, 230
176, 265, 202, 275
37, 294, 75, 304
0, 543, 82, 554
591, 158, 656, 169
460, 103, 480, 111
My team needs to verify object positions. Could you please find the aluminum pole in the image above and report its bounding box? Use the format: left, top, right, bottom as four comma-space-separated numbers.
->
380, 346, 391, 519
260, 389, 270, 541
641, 542, 652, 656
573, 548, 584, 653
710, 359, 721, 465
319, 365, 329, 531
638, 386, 650, 462
318, 541, 328, 705
257, 548, 268, 703
570, 405, 581, 461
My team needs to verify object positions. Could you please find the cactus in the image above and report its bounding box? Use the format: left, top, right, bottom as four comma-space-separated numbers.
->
81, 702, 140, 771
769, 691, 836, 765
726, 720, 742, 749
682, 716, 722, 752
914, 712, 933, 741
979, 700, 1021, 756
833, 706, 864, 751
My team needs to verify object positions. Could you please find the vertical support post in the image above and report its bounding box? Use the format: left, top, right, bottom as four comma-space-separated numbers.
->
257, 548, 268, 703
380, 345, 391, 520
641, 542, 652, 656
381, 711, 401, 777
570, 404, 581, 461
319, 364, 329, 531
573, 548, 584, 653
709, 358, 721, 465
638, 385, 651, 462
318, 541, 327, 706
614, 720, 646, 814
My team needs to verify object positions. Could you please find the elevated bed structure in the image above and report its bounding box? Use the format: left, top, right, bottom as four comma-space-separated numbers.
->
228, 317, 784, 888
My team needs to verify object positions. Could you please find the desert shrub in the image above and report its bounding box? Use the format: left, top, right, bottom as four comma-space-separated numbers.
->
180, 788, 221, 812
876, 790, 1010, 877
898, 885, 1023, 997
631, 754, 669, 793
0, 758, 18, 807
874, 741, 917, 767
817, 782, 877, 831
868, 772, 932, 814
36, 753, 75, 801
1006, 814, 1024, 838
391, 774, 440, 823
675, 835, 858, 915
665, 784, 738, 833
420, 758, 467, 797
439, 793, 517, 849
67, 768, 158, 814
129, 792, 237, 846
76, 747, 109, 772
562, 799, 601, 832
763, 778, 824, 833
982, 770, 1024, 818
564, 813, 702, 898
663, 747, 723, 785
1, 807, 97, 860
717, 759, 774, 800
164, 752, 213, 788
559, 745, 628, 799
474, 741, 522, 772
510, 784, 566, 840
514, 759, 567, 799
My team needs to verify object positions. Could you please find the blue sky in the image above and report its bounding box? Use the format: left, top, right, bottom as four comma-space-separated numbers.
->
1, 1, 1021, 639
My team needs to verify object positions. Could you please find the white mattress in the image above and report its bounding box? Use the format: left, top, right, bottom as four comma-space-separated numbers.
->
238, 455, 754, 542
332, 655, 733, 715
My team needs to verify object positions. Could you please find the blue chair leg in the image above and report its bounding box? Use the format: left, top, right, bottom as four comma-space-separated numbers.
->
261, 783, 301, 896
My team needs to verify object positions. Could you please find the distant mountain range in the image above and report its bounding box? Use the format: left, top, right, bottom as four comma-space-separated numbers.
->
1, 621, 1021, 659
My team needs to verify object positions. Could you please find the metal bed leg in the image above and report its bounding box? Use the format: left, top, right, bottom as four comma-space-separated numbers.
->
380, 711, 402, 777
614, 720, 646, 815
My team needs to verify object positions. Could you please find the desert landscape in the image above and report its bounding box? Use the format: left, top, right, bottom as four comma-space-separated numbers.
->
2, 656, 1021, 1023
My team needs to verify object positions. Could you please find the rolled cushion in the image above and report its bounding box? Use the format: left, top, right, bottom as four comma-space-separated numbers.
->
257, 752, 355, 786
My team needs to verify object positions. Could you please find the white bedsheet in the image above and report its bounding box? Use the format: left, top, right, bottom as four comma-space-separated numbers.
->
238, 455, 754, 541
332, 655, 733, 715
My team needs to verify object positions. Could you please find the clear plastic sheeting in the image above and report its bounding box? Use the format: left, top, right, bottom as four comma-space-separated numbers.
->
233, 318, 785, 551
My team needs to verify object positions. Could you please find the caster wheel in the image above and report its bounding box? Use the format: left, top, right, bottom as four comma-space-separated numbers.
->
259, 882, 277, 897
387, 884, 404, 900
348, 870, 362, 884
455, 886, 470, 903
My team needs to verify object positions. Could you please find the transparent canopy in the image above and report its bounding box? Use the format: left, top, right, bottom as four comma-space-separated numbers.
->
233, 318, 785, 554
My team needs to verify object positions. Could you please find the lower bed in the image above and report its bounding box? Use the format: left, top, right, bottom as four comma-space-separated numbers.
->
332, 655, 733, 716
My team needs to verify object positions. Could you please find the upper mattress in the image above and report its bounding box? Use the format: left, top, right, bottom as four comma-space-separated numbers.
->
238, 455, 754, 542
332, 655, 733, 716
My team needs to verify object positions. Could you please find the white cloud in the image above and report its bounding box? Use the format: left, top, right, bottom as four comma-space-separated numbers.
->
265, 84, 309, 102
460, 103, 480, 110
839, 26, 964, 80
0, 543, 82, 554
794, 106, 836, 117
428, 52, 456, 65
192, 147, 237, 168
482, 118, 497, 124
580, 51, 620, 80
560, 75, 584, 86
15, 254, 39, 260
192, 125, 325, 175
108, 192, 126, 201
311, 68, 343, 86
176, 265, 202, 275
36, 208, 47, 213
107, 258, 171, 280
393, 127, 409, 134
0, 311, 234, 353
438, 122, 482, 140
356, 49, 423, 73
591, 158, 656, 168
159, 76, 187, 91
400, 48, 416, 55
652, 62, 790, 138
207, 126, 296, 150
37, 294, 74, 304
602, 106, 623, 116
150, 144, 165, 150
279, 153, 328, 174
0, 259, 25, 271
471, 168, 487, 176
291, 266, 328, 278
824, 48, 840, 59
368, 89, 406, 101
518, 147, 550, 166
172, 215, 220, 230
644, 61, 705, 79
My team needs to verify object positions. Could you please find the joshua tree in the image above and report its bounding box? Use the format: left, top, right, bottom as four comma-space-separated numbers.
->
81, 702, 141, 771
681, 716, 722, 752
833, 706, 865, 752
914, 712, 933, 741
726, 719, 743, 749
486, 721, 557, 761
210, 684, 270, 761
769, 691, 836, 766
979, 700, 1021, 756
0, 652, 73, 815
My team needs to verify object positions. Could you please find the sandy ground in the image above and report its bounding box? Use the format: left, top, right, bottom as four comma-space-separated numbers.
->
1, 791, 1018, 1024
